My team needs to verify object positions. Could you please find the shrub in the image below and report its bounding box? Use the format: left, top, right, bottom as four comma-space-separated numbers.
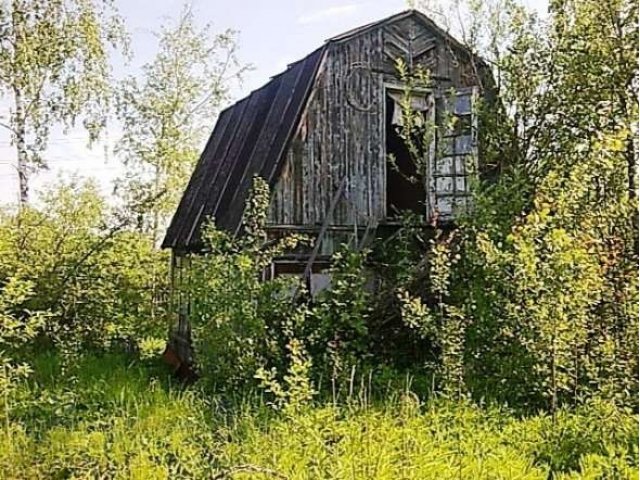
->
0, 178, 169, 357
305, 246, 373, 384
180, 177, 306, 389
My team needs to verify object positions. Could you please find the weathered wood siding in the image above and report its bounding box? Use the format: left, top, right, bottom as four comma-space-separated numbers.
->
268, 14, 479, 244
269, 28, 384, 228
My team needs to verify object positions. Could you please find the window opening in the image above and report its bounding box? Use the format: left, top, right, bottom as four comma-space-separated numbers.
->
385, 90, 430, 219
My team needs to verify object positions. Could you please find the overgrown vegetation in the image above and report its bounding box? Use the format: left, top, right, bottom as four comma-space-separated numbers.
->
0, 0, 637, 477
0, 179, 169, 358
391, 0, 639, 412
0, 353, 637, 479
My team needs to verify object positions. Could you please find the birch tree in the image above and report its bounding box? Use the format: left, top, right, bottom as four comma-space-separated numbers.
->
116, 4, 250, 244
0, 0, 128, 205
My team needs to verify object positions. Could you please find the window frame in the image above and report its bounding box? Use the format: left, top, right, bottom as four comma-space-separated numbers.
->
382, 82, 436, 221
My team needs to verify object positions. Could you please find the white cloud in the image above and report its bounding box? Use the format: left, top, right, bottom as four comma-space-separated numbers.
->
297, 4, 361, 25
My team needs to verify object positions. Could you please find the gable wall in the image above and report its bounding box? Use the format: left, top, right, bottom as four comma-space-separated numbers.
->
268, 14, 479, 238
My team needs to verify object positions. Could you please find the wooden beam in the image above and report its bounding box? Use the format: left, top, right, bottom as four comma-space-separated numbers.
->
291, 176, 347, 302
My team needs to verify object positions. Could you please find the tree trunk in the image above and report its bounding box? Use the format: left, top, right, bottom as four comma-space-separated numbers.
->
627, 137, 638, 261
12, 1, 28, 207
551, 326, 557, 420
14, 87, 28, 207
627, 137, 636, 202
152, 162, 160, 246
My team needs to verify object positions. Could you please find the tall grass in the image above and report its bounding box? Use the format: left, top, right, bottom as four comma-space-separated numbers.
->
0, 353, 637, 479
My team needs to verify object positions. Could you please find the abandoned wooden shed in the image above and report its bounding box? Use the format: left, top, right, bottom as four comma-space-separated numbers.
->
163, 9, 491, 291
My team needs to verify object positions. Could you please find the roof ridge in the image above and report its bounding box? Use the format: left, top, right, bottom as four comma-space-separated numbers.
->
325, 9, 415, 43
217, 10, 473, 118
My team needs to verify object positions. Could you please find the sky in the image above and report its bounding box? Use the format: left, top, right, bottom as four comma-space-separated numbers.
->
0, 0, 548, 205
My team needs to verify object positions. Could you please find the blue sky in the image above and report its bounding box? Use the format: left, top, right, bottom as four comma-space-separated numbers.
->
0, 0, 548, 205
121, 0, 409, 92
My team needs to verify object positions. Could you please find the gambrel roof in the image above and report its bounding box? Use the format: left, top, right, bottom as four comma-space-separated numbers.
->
162, 46, 324, 250
162, 10, 480, 251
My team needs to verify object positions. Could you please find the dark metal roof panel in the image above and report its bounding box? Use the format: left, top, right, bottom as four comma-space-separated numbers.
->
190, 78, 280, 244
215, 64, 307, 233
162, 107, 233, 249
163, 96, 250, 249
162, 46, 326, 251
220, 47, 326, 233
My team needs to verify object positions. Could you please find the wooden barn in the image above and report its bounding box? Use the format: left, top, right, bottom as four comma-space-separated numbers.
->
163, 9, 491, 295
161, 9, 493, 373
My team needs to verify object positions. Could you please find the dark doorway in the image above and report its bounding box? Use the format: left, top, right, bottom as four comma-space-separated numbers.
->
385, 93, 426, 218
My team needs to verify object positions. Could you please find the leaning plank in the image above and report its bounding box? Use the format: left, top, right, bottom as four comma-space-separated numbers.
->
291, 175, 347, 302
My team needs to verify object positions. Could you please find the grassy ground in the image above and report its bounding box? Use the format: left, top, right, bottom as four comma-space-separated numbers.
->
1, 354, 637, 479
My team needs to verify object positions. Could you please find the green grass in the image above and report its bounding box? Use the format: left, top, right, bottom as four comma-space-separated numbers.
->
1, 353, 637, 479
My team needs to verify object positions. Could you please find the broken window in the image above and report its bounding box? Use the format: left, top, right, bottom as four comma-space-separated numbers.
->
429, 88, 477, 220
384, 86, 477, 223
385, 89, 432, 219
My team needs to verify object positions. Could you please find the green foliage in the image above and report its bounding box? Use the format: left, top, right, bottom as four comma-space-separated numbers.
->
176, 179, 372, 400
455, 0, 637, 410
389, 57, 435, 186
256, 338, 316, 413
391, 0, 639, 412
0, 0, 128, 203
1, 353, 637, 479
116, 3, 250, 242
0, 277, 48, 352
0, 277, 48, 419
0, 2, 636, 477
397, 233, 468, 397
306, 246, 373, 382
225, 398, 637, 479
180, 176, 305, 389
0, 354, 220, 479
0, 178, 169, 357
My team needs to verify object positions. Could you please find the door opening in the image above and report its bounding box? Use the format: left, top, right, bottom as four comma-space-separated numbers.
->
385, 91, 427, 219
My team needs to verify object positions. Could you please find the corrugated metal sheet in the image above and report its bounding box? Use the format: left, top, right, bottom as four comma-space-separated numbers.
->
162, 46, 326, 251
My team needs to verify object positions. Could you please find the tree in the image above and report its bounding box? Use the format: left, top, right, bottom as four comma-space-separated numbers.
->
116, 4, 250, 244
0, 0, 128, 205
397, 0, 638, 409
